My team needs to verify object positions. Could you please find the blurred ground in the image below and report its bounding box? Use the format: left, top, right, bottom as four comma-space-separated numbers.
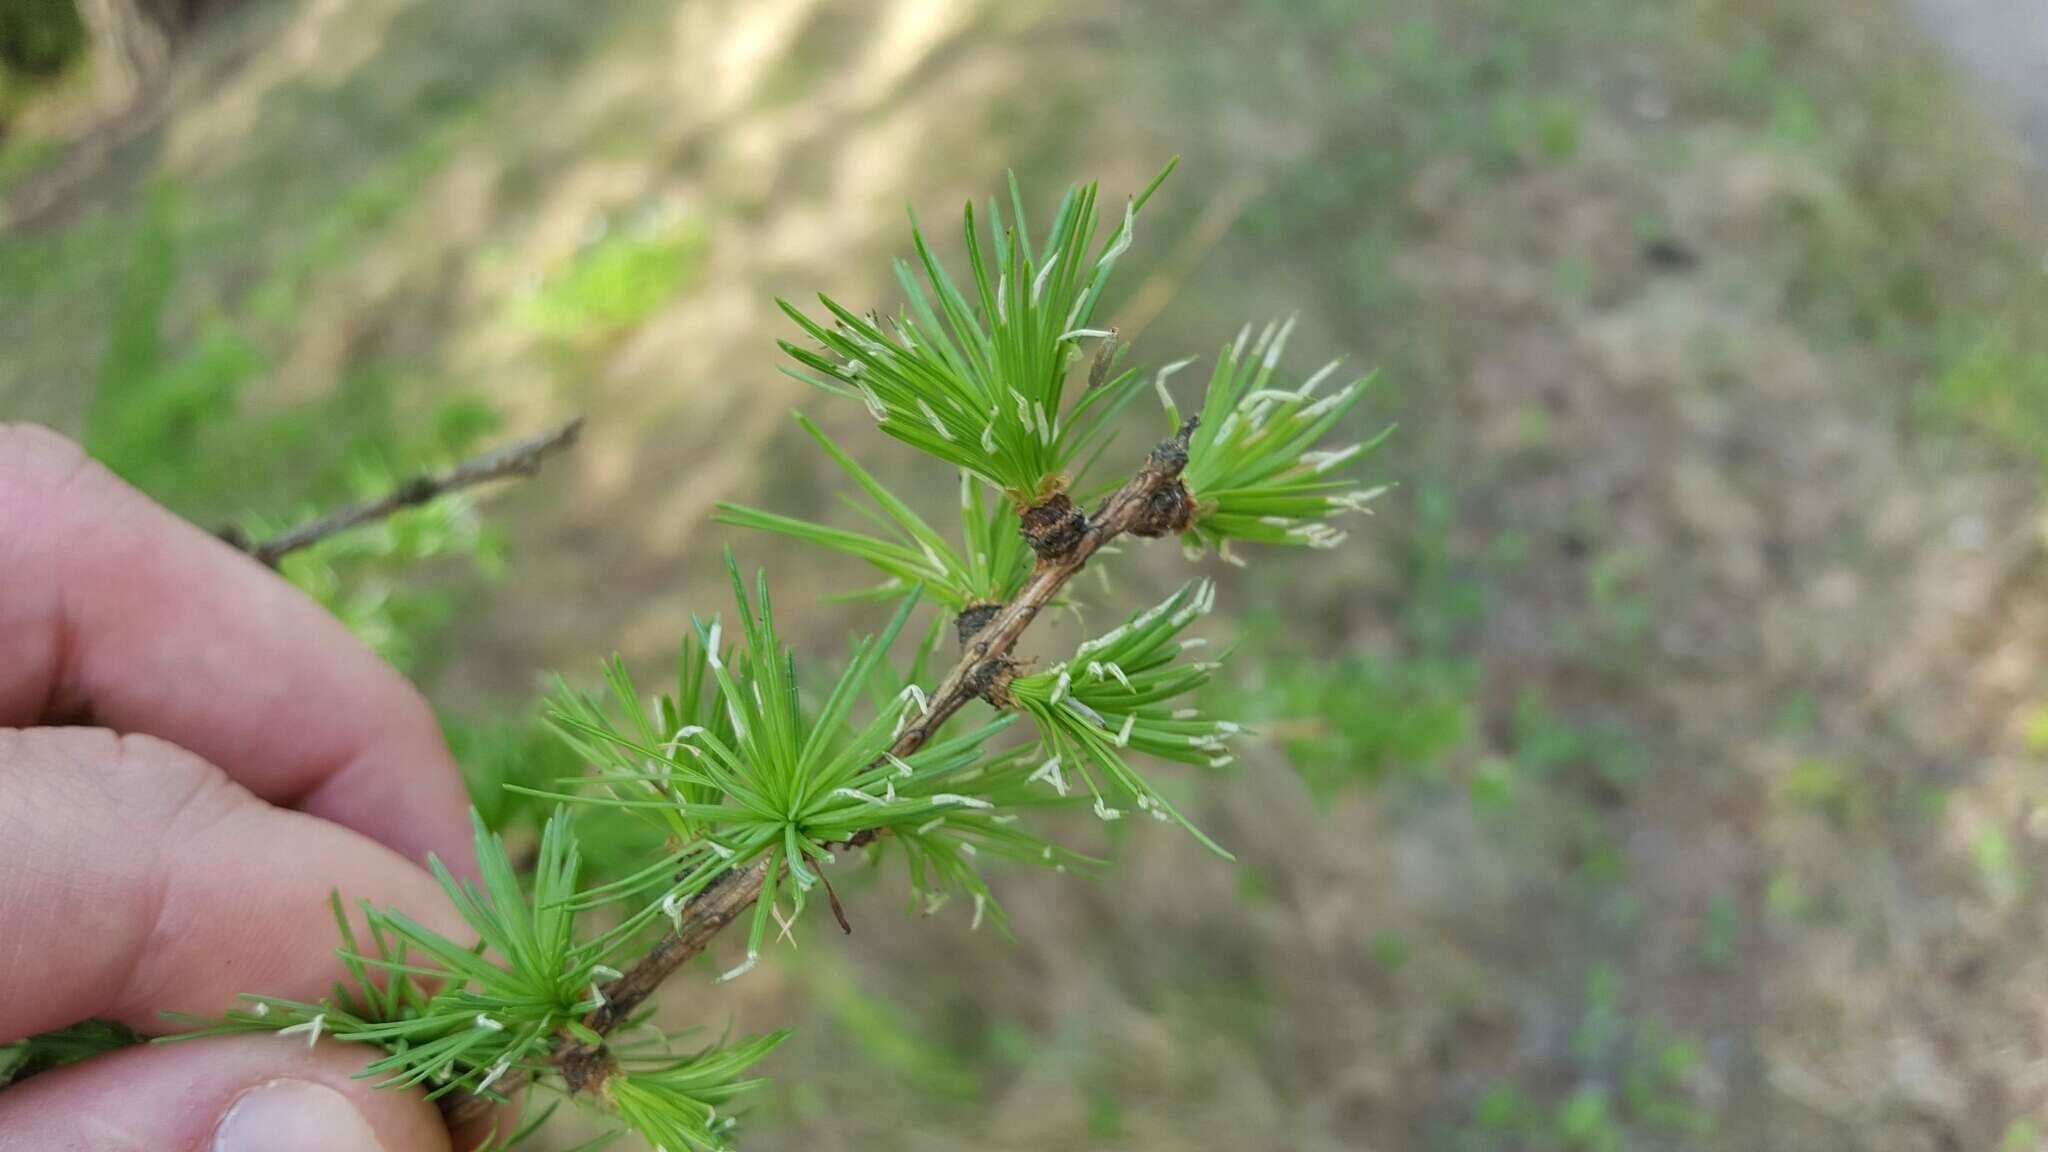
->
1906, 0, 2048, 169
9, 1, 2048, 1149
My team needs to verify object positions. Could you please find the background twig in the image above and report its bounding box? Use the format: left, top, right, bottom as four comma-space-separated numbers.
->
234, 419, 584, 568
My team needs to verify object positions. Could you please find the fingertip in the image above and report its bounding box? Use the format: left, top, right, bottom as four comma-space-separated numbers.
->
0, 422, 93, 487
0, 1035, 454, 1152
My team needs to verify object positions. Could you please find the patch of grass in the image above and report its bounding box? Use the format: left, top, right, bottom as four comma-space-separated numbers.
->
1618, 1026, 1713, 1139
2024, 703, 2048, 756
1492, 90, 1584, 165
1085, 1078, 1126, 1140
1556, 1085, 1622, 1152
1581, 545, 1655, 661
805, 953, 982, 1104
1764, 871, 1808, 921
1242, 653, 1474, 803
0, 132, 63, 195
1509, 692, 1645, 796
1462, 967, 1712, 1149
1686, 0, 2048, 473
1403, 484, 1490, 659
1473, 1082, 1533, 1134
1371, 929, 1412, 976
1773, 756, 1862, 828
1930, 320, 2048, 467
76, 180, 511, 675
1697, 896, 1739, 970
520, 212, 707, 343
1468, 756, 1519, 813
1974, 825, 2024, 904
243, 111, 477, 330
84, 183, 264, 510
1226, 480, 1489, 803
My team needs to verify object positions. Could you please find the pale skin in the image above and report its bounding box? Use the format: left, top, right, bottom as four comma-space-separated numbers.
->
0, 424, 491, 1149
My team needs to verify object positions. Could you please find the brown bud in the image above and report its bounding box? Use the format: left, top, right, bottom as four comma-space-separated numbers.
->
1129, 478, 1198, 538
956, 601, 1003, 647
1019, 491, 1088, 560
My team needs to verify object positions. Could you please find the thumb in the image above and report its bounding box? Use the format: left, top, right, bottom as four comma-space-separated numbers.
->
0, 1034, 454, 1151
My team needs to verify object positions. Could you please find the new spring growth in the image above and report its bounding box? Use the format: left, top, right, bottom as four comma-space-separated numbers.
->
774, 163, 1178, 500
606, 1030, 791, 1152
1168, 316, 1392, 557
1003, 581, 1238, 858
513, 555, 1079, 984
715, 413, 1033, 611
162, 809, 644, 1104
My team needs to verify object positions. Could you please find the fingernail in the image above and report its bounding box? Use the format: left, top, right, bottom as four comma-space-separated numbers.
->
213, 1078, 388, 1152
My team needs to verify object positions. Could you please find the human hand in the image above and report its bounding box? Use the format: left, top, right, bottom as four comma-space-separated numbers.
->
0, 425, 485, 1151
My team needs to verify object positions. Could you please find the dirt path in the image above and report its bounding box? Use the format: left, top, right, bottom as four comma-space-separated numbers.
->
1907, 0, 2048, 169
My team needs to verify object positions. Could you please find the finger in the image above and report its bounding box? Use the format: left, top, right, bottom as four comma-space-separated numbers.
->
0, 1035, 455, 1152
0, 423, 472, 871
0, 728, 470, 1043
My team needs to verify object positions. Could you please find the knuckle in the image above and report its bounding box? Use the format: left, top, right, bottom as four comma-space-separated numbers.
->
0, 727, 243, 834
0, 422, 94, 488
0, 424, 129, 537
110, 732, 246, 835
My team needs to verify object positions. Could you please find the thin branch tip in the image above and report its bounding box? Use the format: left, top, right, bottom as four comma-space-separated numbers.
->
240, 418, 584, 567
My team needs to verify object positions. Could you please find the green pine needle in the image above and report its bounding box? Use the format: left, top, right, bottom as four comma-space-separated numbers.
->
163, 807, 617, 1104
527, 551, 1074, 972
776, 163, 1173, 501
608, 1029, 790, 1152
714, 412, 1032, 610
0, 1020, 143, 1089
1005, 581, 1238, 858
1163, 317, 1391, 561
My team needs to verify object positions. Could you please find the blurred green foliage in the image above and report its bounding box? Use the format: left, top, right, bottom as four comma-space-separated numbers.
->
1934, 324, 2048, 465
444, 710, 674, 866
521, 213, 706, 344
1695, 1, 2048, 478
0, 0, 85, 77
1245, 654, 1473, 802
80, 181, 510, 677
803, 952, 981, 1104
1457, 968, 1710, 1151
0, 0, 86, 150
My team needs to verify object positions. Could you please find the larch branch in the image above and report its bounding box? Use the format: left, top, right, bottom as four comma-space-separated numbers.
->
441, 417, 1198, 1128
